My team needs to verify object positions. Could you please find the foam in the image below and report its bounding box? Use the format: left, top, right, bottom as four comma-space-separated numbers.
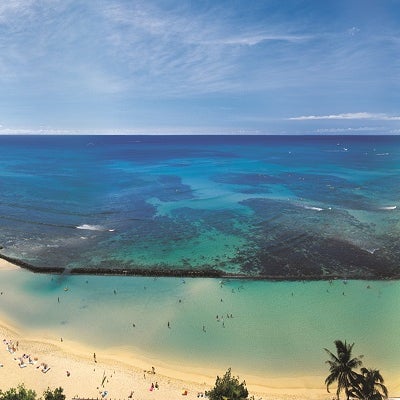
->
76, 224, 114, 232
364, 248, 379, 254
303, 205, 324, 212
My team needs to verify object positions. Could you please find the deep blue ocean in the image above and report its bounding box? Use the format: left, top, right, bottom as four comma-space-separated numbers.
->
1, 135, 400, 278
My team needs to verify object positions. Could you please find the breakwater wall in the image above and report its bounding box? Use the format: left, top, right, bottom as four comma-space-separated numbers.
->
0, 253, 398, 281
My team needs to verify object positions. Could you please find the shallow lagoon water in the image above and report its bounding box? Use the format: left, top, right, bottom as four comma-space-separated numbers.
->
1, 268, 399, 386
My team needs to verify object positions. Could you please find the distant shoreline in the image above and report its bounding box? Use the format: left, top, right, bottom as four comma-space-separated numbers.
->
1, 252, 399, 281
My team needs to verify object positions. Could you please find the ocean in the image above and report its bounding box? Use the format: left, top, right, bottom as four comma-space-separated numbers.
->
0, 135, 399, 390
1, 135, 400, 278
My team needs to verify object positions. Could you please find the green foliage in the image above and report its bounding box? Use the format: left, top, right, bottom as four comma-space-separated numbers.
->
349, 368, 388, 400
206, 368, 249, 400
0, 386, 65, 400
324, 340, 388, 400
324, 340, 363, 400
0, 384, 37, 400
43, 388, 65, 400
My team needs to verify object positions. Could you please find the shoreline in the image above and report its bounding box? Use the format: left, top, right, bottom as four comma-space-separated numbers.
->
0, 312, 330, 400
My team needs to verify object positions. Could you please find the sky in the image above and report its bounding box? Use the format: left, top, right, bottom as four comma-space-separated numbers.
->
0, 0, 399, 135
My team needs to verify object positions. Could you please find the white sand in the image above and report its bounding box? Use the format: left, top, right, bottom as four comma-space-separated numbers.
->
0, 312, 331, 400
0, 258, 21, 271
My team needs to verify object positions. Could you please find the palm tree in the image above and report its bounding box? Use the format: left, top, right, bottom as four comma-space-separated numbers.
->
349, 368, 388, 400
324, 340, 363, 400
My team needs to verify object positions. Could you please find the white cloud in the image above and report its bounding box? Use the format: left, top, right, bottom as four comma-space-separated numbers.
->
289, 112, 400, 121
316, 127, 383, 133
0, 124, 260, 135
199, 33, 310, 46
100, 2, 242, 95
0, 1, 35, 22
99, 1, 314, 96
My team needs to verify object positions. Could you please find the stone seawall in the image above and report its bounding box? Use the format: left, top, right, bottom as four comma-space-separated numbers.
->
0, 253, 398, 281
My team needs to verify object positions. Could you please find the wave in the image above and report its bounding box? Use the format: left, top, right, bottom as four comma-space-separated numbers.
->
76, 224, 114, 232
364, 248, 379, 254
303, 205, 324, 211
0, 215, 117, 233
378, 206, 397, 210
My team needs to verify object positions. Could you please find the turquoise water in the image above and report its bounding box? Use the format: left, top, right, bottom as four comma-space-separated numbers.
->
1, 268, 399, 387
0, 135, 399, 392
1, 135, 400, 278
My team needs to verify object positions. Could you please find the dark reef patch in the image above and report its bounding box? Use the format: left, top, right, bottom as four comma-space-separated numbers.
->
237, 198, 398, 278
236, 234, 396, 278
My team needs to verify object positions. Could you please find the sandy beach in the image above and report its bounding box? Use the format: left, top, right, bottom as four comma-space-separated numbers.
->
0, 314, 331, 400
0, 258, 21, 271
0, 259, 332, 400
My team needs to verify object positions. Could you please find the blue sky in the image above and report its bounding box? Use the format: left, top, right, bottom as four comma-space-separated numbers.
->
0, 0, 399, 134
